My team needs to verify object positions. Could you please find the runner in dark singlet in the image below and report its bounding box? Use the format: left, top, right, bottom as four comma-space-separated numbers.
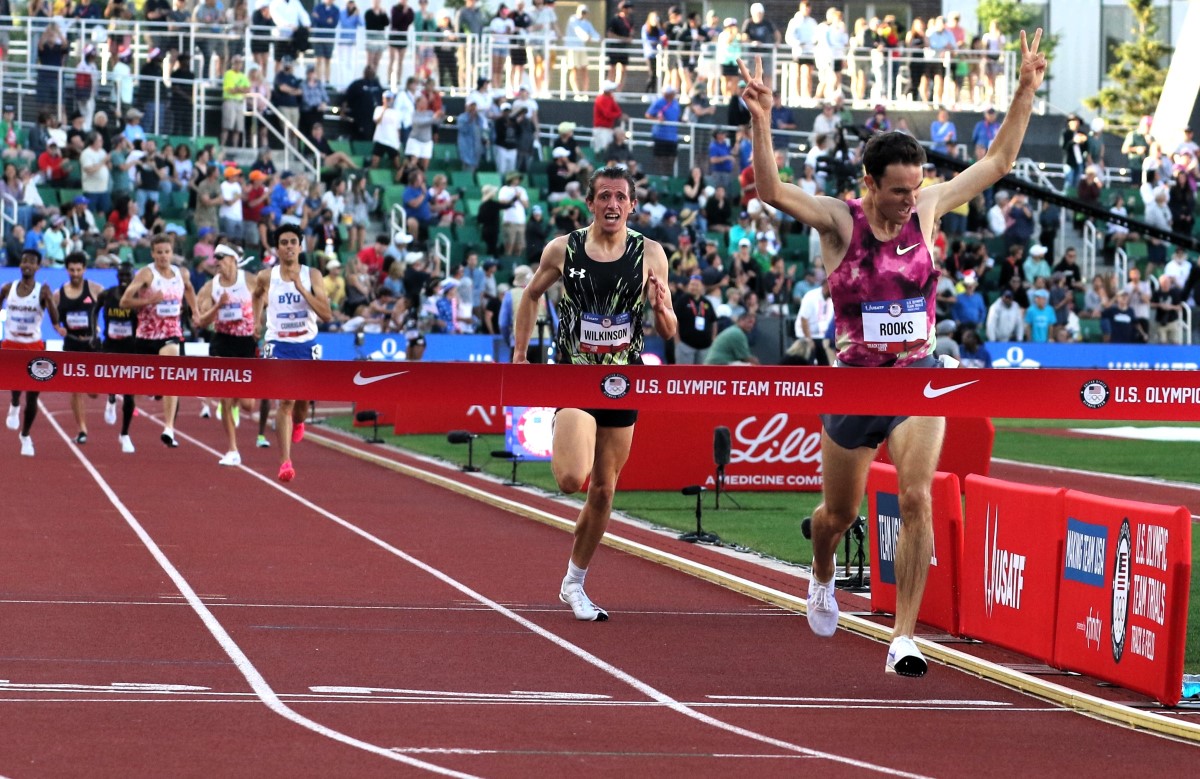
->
741, 33, 1047, 676
514, 166, 677, 622
55, 251, 104, 444
98, 262, 139, 453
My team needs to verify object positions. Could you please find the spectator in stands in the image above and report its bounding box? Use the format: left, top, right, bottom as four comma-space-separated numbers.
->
563, 4, 598, 93
929, 109, 957, 155
192, 163, 222, 234
592, 80, 623, 153
985, 190, 1009, 237
218, 166, 244, 239
497, 171, 530, 257
79, 132, 111, 216
814, 7, 848, 101
995, 286, 1036, 343
369, 89, 402, 170
958, 327, 991, 367
1101, 290, 1144, 343
271, 0, 313, 66
308, 0, 339, 85
972, 105, 999, 161
342, 175, 377, 254
37, 141, 68, 185
299, 65, 330, 139
344, 65, 386, 143
1143, 185, 1173, 263
706, 128, 735, 190
1051, 246, 1084, 291
1124, 265, 1153, 337
121, 107, 146, 145
785, 2, 819, 103
1152, 273, 1185, 344
704, 310, 758, 365
401, 168, 432, 240
335, 2, 365, 86
603, 128, 634, 166
1003, 192, 1034, 250
1169, 169, 1195, 238
36, 21, 68, 115
1062, 114, 1089, 189
455, 102, 486, 175
605, 0, 635, 93
951, 271, 986, 328
1022, 243, 1052, 285
645, 84, 682, 177
405, 94, 442, 172
309, 123, 358, 174
715, 18, 742, 100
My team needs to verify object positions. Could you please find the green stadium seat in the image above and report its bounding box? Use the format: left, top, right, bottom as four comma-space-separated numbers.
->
351, 140, 374, 158
329, 139, 352, 156
36, 186, 59, 206
368, 168, 395, 187
475, 171, 501, 189
1079, 317, 1103, 343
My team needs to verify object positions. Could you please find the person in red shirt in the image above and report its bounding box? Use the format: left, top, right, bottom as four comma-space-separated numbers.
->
242, 169, 271, 250
37, 142, 68, 183
592, 80, 624, 153
739, 163, 757, 207
356, 233, 388, 282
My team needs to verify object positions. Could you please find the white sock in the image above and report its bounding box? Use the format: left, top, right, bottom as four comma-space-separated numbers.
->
163, 427, 174, 437
564, 560, 587, 586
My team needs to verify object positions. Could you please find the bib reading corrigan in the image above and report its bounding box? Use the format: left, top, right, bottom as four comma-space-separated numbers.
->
555, 227, 646, 365
828, 199, 938, 367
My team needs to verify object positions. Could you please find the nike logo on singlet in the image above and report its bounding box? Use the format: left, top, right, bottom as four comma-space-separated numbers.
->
896, 243, 922, 256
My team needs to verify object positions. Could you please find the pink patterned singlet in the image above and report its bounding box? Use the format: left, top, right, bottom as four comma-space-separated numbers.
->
827, 199, 938, 367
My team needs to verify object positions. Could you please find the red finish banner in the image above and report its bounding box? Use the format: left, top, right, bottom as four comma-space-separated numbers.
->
959, 475, 1066, 665
387, 405, 506, 435
6, 350, 1200, 420
1053, 493, 1192, 706
867, 462, 963, 635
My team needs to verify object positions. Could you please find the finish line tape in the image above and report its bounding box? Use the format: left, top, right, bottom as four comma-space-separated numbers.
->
4, 349, 1200, 421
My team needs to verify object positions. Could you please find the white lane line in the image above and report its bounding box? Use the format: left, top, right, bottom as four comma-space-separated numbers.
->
152, 425, 934, 778
40, 403, 479, 779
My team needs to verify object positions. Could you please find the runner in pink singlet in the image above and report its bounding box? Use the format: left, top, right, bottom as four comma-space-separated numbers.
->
740, 33, 1047, 677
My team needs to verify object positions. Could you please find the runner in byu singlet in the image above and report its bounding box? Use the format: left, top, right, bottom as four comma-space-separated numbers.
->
98, 262, 138, 453
55, 251, 104, 444
252, 223, 333, 482
2, 249, 64, 457
514, 166, 677, 622
195, 239, 258, 467
120, 233, 199, 448
740, 34, 1047, 677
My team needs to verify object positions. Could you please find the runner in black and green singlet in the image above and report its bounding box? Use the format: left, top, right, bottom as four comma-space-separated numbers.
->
514, 166, 677, 623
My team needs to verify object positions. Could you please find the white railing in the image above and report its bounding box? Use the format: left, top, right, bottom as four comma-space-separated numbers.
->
0, 192, 16, 241
1181, 305, 1193, 345
432, 231, 451, 279
245, 103, 320, 180
1082, 219, 1098, 284
1114, 246, 1128, 287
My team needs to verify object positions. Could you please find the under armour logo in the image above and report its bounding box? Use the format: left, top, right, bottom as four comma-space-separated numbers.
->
568, 268, 587, 278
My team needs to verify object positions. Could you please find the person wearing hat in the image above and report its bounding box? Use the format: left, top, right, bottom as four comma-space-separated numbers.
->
119, 233, 201, 448
369, 87, 402, 169
121, 107, 146, 145
512, 165, 677, 623
644, 83, 681, 177
985, 286, 1023, 342
272, 55, 304, 133
739, 29, 1048, 676
592, 79, 624, 153
550, 3, 590, 92
251, 223, 334, 482
218, 165, 245, 240
193, 240, 259, 466
1025, 286, 1056, 342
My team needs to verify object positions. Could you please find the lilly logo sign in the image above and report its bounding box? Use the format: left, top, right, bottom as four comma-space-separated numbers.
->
730, 414, 822, 466
983, 504, 1026, 617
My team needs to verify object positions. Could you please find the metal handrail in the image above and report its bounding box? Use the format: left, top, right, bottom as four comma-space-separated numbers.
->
0, 192, 17, 241
1082, 220, 1098, 284
245, 102, 320, 180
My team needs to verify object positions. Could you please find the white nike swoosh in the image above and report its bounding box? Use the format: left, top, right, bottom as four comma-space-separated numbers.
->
896, 243, 921, 256
923, 379, 979, 399
352, 370, 410, 386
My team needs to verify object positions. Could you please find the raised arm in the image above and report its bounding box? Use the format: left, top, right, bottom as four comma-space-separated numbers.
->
921, 29, 1048, 220
738, 57, 847, 237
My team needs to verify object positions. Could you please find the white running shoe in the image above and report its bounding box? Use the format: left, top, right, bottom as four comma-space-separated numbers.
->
6, 404, 19, 431
218, 451, 242, 466
886, 636, 929, 677
200, 404, 212, 419
19, 435, 33, 457
806, 558, 840, 638
104, 398, 118, 425
120, 435, 135, 454
559, 579, 609, 621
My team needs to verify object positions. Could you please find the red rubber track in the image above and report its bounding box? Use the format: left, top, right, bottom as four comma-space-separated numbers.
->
1, 396, 1197, 778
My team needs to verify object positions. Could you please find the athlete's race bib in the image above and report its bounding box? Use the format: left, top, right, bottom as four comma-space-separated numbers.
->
218, 304, 244, 322
66, 311, 90, 329
156, 300, 181, 318
861, 297, 929, 353
107, 321, 134, 338
579, 311, 632, 354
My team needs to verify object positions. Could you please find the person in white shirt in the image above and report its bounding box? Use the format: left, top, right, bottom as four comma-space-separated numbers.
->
565, 4, 600, 93
795, 280, 833, 364
986, 190, 1011, 236
269, 0, 313, 63
528, 0, 559, 93
370, 90, 402, 168
784, 1, 820, 102
1163, 247, 1192, 291
813, 7, 848, 100
218, 167, 245, 239
79, 131, 111, 216
497, 171, 529, 256
986, 288, 1025, 342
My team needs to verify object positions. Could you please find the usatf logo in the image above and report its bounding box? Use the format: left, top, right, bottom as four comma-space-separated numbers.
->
1080, 380, 1109, 409
27, 358, 56, 382
568, 268, 587, 279
1076, 607, 1103, 651
983, 504, 1026, 617
1110, 518, 1132, 663
600, 373, 629, 399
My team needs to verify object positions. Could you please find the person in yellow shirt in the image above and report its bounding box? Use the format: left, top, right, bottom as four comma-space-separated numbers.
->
222, 55, 251, 148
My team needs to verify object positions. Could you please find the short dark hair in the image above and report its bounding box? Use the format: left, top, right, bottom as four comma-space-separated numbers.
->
586, 166, 637, 202
21, 248, 41, 263
65, 251, 88, 268
273, 223, 304, 246
861, 131, 926, 183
